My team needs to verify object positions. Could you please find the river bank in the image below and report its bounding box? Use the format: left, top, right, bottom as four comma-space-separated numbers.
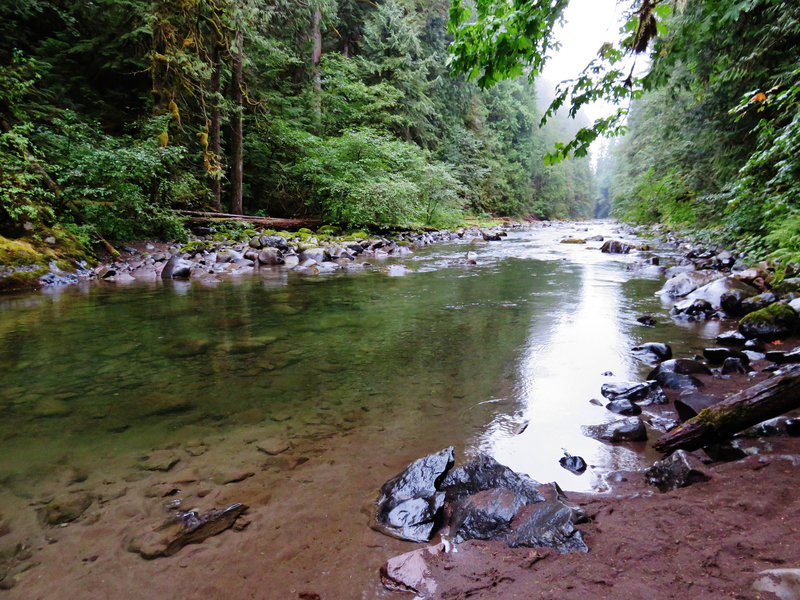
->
0, 220, 524, 293
375, 231, 800, 599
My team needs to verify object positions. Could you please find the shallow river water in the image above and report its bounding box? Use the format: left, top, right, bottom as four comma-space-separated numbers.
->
0, 221, 724, 599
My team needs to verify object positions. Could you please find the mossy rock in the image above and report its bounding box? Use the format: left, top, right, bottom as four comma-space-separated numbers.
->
297, 228, 314, 235
181, 239, 214, 255
0, 268, 47, 292
771, 277, 800, 298
738, 302, 800, 341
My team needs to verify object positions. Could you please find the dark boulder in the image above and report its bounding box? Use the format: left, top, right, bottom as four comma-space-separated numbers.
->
373, 447, 455, 542
632, 342, 672, 363
504, 491, 588, 553
600, 240, 632, 254
648, 359, 709, 391
161, 256, 193, 280
582, 417, 648, 443
721, 356, 748, 375
259, 235, 289, 250
645, 450, 710, 493
765, 346, 800, 364
702, 347, 750, 365
636, 315, 656, 327
600, 381, 667, 405
440, 454, 543, 505
738, 302, 800, 341
605, 398, 642, 416
448, 488, 529, 543
770, 277, 800, 298
672, 298, 715, 320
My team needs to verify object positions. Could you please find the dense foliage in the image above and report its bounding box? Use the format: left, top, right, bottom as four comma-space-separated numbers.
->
607, 0, 800, 264
0, 0, 594, 254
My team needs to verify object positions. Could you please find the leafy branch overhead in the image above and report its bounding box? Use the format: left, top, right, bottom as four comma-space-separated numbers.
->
447, 0, 673, 161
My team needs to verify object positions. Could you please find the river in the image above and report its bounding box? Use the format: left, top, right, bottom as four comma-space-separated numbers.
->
0, 220, 722, 599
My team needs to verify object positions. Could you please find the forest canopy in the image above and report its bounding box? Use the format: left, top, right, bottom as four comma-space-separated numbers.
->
0, 0, 595, 259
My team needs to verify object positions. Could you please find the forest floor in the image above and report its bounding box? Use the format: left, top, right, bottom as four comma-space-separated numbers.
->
405, 347, 800, 600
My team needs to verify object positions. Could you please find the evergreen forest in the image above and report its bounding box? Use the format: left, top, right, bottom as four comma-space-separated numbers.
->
0, 0, 594, 262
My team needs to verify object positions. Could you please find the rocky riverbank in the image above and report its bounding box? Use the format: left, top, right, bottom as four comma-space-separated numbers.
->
0, 222, 524, 292
373, 233, 800, 599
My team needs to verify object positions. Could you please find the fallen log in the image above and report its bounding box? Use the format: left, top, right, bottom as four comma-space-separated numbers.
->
654, 364, 800, 454
176, 210, 322, 230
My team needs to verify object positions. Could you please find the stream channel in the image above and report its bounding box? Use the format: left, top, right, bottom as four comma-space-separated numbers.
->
0, 220, 725, 599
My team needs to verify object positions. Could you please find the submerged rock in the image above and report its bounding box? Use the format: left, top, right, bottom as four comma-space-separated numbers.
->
373, 447, 455, 543
128, 503, 248, 559
645, 450, 710, 493
631, 342, 672, 363
38, 492, 93, 526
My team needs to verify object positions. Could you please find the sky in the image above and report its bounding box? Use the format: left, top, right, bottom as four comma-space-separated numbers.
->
539, 0, 628, 161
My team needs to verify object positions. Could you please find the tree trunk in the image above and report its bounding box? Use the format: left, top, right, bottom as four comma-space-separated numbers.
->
654, 364, 800, 454
210, 43, 222, 211
230, 28, 244, 215
311, 7, 323, 134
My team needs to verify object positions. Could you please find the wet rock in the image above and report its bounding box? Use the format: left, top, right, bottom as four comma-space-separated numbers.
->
766, 347, 800, 364
786, 419, 800, 436
449, 488, 529, 543
649, 358, 711, 378
299, 247, 327, 264
600, 240, 631, 254
631, 342, 672, 363
586, 235, 604, 242
771, 277, 800, 298
672, 298, 715, 320
741, 292, 778, 315
258, 248, 282, 266
717, 330, 747, 346
160, 256, 193, 280
702, 347, 750, 365
559, 238, 585, 244
600, 381, 667, 405
739, 303, 800, 341
582, 417, 647, 443
558, 453, 587, 474
605, 399, 642, 416
504, 488, 588, 553
38, 492, 93, 525
637, 314, 656, 327
722, 356, 748, 374
683, 277, 758, 312
128, 503, 248, 559
373, 447, 454, 543
440, 455, 544, 505
656, 270, 718, 298
645, 450, 710, 493
380, 543, 443, 596
674, 392, 719, 420
752, 568, 800, 600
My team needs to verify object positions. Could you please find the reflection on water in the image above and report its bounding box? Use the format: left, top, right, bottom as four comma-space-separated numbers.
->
0, 221, 720, 494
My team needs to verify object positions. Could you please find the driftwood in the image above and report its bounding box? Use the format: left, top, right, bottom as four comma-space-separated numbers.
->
177, 210, 322, 230
654, 364, 800, 454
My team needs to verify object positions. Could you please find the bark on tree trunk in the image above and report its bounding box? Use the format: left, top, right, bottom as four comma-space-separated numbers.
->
230, 28, 244, 215
654, 364, 800, 454
210, 43, 222, 211
311, 8, 323, 134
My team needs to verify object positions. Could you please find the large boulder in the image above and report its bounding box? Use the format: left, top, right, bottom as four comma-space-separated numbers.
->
656, 270, 719, 298
681, 276, 758, 311
440, 455, 543, 505
161, 256, 193, 279
739, 292, 777, 316
372, 447, 454, 543
600, 240, 632, 254
738, 302, 800, 341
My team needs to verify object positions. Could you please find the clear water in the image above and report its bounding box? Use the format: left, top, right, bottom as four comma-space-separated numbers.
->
0, 221, 720, 492
0, 221, 724, 598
